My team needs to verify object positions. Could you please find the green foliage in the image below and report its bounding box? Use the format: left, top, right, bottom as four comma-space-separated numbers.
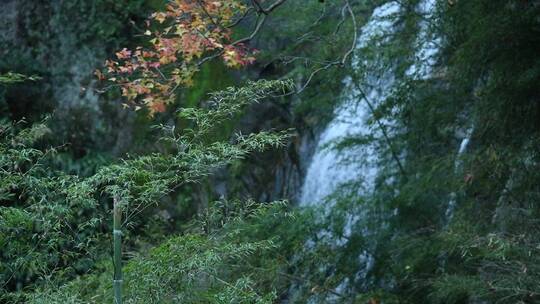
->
0, 72, 40, 85
3, 0, 540, 303
256, 0, 368, 124
0, 122, 105, 302
28, 200, 298, 304
390, 1, 540, 302
0, 0, 163, 175
262, 0, 540, 303
93, 80, 293, 213
0, 79, 294, 302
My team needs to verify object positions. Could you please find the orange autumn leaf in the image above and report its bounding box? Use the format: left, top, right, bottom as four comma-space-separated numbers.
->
115, 48, 132, 59
100, 0, 256, 116
150, 101, 166, 114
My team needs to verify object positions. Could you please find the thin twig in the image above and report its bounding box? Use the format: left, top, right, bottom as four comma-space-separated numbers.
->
351, 78, 408, 179
227, 7, 254, 28
272, 0, 358, 97
341, 0, 357, 65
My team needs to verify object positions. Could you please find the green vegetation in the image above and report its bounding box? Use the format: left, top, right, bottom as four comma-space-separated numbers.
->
1, 0, 539, 303
0, 78, 293, 302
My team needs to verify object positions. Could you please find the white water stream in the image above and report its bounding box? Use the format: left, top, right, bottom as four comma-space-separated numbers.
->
296, 0, 467, 298
296, 3, 404, 300
295, 0, 476, 299
300, 1, 403, 207
300, 0, 445, 207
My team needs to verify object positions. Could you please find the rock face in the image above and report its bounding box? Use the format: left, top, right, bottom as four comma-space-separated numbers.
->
0, 1, 142, 159
0, 1, 17, 44
1, 1, 100, 107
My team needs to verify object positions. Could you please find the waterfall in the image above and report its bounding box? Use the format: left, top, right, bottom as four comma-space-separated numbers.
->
300, 1, 402, 208
401, 0, 475, 223
294, 4, 403, 300
406, 0, 441, 79
296, 0, 446, 298
300, 0, 443, 208
445, 125, 474, 221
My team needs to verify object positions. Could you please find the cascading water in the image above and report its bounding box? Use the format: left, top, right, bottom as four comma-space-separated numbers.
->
300, 1, 403, 208
301, 0, 442, 205
404, 0, 475, 223
406, 0, 441, 79
446, 125, 474, 221
295, 3, 403, 301
300, 0, 446, 227
296, 0, 448, 299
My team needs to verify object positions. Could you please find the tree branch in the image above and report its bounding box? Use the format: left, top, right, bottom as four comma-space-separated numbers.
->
351, 78, 408, 179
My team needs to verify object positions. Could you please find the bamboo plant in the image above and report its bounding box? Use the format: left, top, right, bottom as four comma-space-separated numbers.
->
113, 196, 123, 304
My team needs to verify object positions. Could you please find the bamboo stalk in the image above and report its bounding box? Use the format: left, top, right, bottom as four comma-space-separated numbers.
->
113, 196, 123, 304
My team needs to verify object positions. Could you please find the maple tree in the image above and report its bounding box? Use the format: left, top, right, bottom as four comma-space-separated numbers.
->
99, 0, 264, 115
97, 0, 359, 116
